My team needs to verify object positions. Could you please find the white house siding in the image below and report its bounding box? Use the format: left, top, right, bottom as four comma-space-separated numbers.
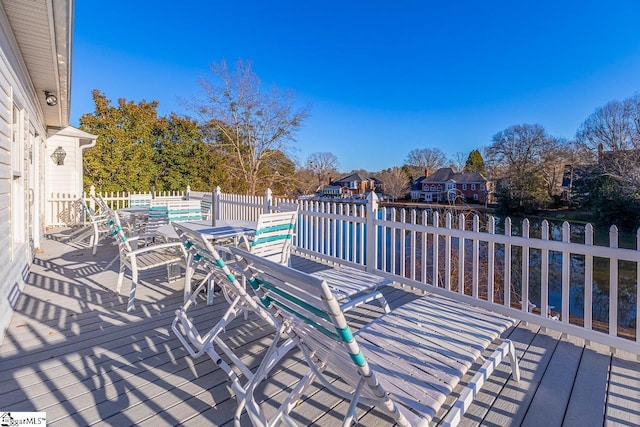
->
0, 20, 48, 344
45, 133, 80, 225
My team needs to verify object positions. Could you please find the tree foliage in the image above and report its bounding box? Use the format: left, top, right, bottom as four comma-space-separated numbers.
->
575, 94, 640, 197
81, 90, 161, 192
450, 151, 468, 172
306, 152, 340, 189
485, 124, 564, 213
192, 59, 309, 195
571, 94, 640, 229
379, 167, 409, 201
153, 113, 224, 192
81, 91, 224, 193
404, 147, 447, 178
464, 149, 485, 173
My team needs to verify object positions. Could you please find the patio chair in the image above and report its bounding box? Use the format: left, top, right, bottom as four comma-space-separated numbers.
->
200, 193, 213, 221
251, 208, 393, 312
78, 198, 111, 255
167, 199, 203, 222
107, 210, 188, 312
230, 247, 521, 427
142, 200, 170, 236
128, 193, 152, 207
170, 221, 293, 404
243, 210, 297, 265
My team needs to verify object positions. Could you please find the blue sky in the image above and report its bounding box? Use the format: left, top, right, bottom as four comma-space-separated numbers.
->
71, 1, 640, 172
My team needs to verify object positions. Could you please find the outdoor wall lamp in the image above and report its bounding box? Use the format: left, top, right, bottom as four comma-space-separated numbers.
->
44, 91, 58, 106
51, 146, 66, 165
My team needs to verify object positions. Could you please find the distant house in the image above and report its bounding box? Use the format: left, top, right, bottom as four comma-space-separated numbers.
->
322, 173, 377, 198
410, 168, 490, 204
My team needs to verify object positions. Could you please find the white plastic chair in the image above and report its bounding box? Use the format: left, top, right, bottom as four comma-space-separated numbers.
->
128, 193, 153, 207
107, 211, 188, 312
231, 247, 521, 427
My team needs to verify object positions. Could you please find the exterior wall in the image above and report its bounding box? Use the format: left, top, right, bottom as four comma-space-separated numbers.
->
457, 182, 488, 204
45, 132, 82, 226
0, 16, 48, 343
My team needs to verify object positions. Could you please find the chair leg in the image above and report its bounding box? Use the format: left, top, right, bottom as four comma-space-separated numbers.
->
92, 230, 99, 255
127, 269, 138, 312
116, 259, 126, 293
377, 293, 390, 313
507, 339, 521, 382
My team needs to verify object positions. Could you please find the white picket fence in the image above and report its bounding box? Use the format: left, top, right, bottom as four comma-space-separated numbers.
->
46, 185, 189, 227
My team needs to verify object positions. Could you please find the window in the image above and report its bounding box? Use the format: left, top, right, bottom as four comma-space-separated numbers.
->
471, 184, 476, 190
473, 194, 479, 201
430, 185, 435, 191
10, 103, 26, 258
462, 184, 467, 190
437, 185, 442, 191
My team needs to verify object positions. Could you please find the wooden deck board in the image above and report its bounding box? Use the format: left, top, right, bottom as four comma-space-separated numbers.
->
1, 230, 639, 426
521, 334, 584, 426
563, 342, 610, 426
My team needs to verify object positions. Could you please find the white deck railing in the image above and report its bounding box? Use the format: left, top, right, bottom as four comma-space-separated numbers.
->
214, 188, 640, 354
48, 185, 639, 353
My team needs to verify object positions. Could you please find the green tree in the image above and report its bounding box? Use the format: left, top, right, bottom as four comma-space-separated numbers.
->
257, 150, 297, 196
192, 59, 310, 195
153, 113, 225, 192
464, 149, 485, 173
81, 90, 162, 192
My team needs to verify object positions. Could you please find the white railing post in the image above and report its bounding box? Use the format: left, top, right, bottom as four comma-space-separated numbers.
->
609, 225, 619, 337
89, 185, 96, 213
365, 191, 379, 273
521, 219, 530, 316
264, 188, 273, 213
186, 185, 191, 200
213, 186, 221, 226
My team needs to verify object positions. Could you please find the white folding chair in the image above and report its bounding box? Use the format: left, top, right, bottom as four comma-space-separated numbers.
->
231, 247, 521, 427
107, 211, 188, 312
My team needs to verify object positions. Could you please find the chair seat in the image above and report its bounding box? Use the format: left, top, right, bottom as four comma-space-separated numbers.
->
127, 248, 184, 270
356, 294, 513, 423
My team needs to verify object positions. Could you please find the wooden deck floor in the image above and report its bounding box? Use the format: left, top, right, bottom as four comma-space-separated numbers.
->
1, 227, 639, 426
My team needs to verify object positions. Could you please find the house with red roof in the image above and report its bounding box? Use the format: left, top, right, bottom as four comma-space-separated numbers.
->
410, 168, 490, 204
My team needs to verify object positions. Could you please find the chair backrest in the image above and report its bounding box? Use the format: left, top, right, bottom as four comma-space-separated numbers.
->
106, 211, 134, 254
129, 193, 152, 207
229, 247, 381, 405
251, 210, 297, 265
154, 195, 184, 204
171, 222, 273, 322
167, 199, 202, 222
200, 193, 213, 220
145, 204, 169, 234
92, 195, 111, 215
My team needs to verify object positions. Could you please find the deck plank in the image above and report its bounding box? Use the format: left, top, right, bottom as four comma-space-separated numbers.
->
521, 334, 584, 426
606, 350, 640, 426
563, 341, 611, 426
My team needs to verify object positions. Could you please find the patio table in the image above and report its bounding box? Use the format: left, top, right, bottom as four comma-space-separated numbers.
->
116, 206, 151, 232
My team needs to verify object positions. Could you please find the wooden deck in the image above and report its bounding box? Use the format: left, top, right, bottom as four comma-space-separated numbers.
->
1, 227, 639, 426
